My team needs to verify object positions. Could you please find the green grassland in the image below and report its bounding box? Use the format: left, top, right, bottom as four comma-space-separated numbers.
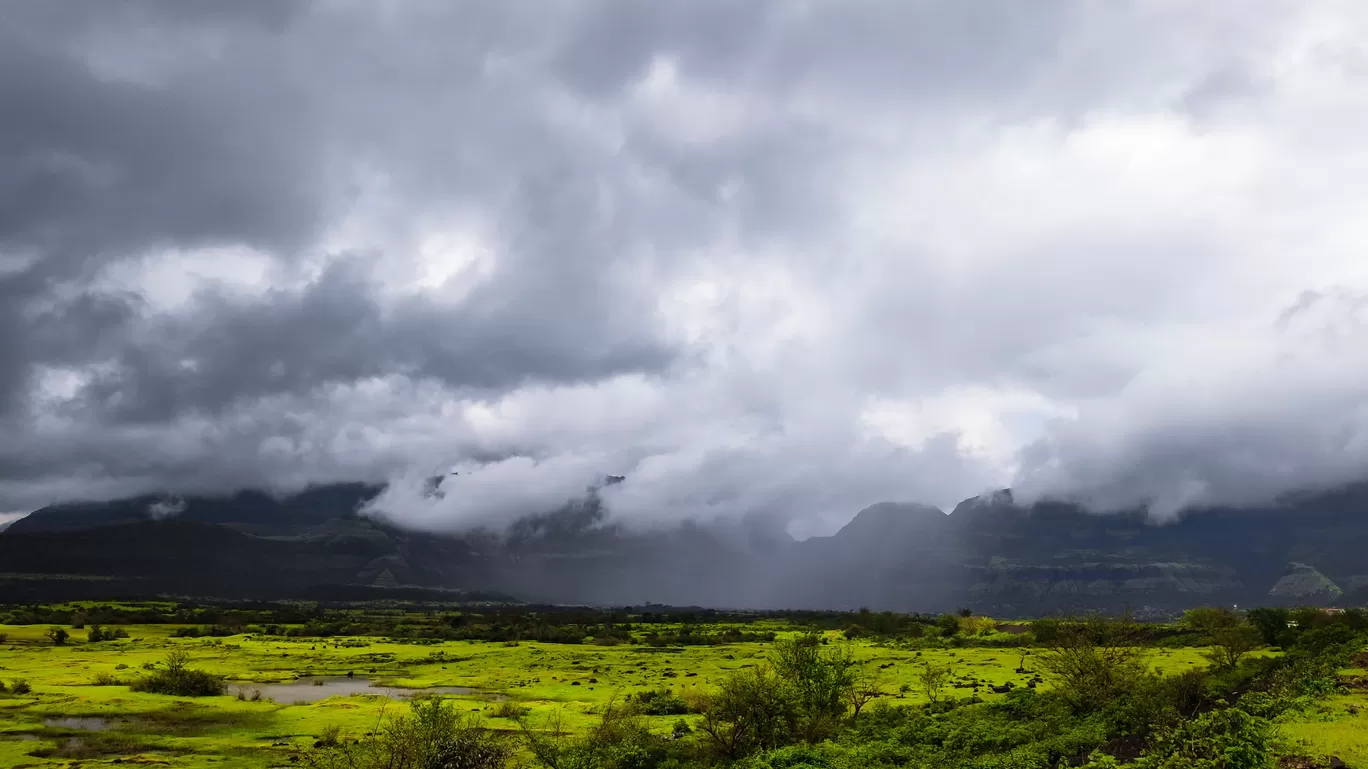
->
0, 624, 1070, 767
0, 606, 1363, 768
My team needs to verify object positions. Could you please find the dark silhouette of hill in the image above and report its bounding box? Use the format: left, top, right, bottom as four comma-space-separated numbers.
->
6, 481, 1368, 612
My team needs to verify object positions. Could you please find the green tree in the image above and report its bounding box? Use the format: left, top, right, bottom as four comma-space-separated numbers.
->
1032, 617, 1062, 644
846, 665, 885, 719
47, 627, 69, 646
1037, 612, 1149, 713
1245, 608, 1290, 646
696, 665, 796, 760
1182, 607, 1241, 634
770, 633, 857, 742
916, 661, 953, 704
936, 613, 961, 637
1205, 625, 1263, 671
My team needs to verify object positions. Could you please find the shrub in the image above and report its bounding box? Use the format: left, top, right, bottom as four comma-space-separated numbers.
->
87, 624, 127, 643
1037, 612, 1148, 713
696, 664, 796, 759
1032, 617, 1061, 644
130, 651, 226, 697
1137, 707, 1272, 769
316, 724, 341, 748
47, 627, 69, 645
93, 672, 125, 686
493, 700, 529, 719
521, 698, 676, 769
11, 679, 31, 694
631, 687, 689, 716
958, 615, 995, 635
300, 697, 511, 769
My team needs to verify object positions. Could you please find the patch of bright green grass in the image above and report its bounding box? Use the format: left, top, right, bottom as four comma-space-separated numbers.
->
1279, 692, 1368, 766
0, 620, 1273, 768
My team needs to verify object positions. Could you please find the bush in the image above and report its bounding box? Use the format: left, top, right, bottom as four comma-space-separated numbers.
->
697, 665, 797, 759
10, 679, 31, 694
1037, 612, 1148, 713
316, 724, 341, 748
130, 651, 226, 697
1032, 617, 1065, 645
47, 627, 69, 645
87, 624, 128, 643
300, 697, 512, 769
521, 698, 680, 769
631, 687, 689, 716
1137, 707, 1272, 769
492, 700, 529, 719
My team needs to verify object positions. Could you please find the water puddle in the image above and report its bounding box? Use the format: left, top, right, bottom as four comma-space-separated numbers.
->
248, 677, 482, 704
44, 717, 116, 731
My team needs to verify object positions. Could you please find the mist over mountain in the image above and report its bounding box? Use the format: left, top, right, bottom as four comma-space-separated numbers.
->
7, 478, 1368, 613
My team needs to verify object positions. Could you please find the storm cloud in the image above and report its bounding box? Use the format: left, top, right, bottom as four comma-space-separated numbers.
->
4, 1, 1368, 535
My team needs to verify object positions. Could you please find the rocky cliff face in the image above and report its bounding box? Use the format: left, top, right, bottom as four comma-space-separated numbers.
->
4, 481, 1367, 612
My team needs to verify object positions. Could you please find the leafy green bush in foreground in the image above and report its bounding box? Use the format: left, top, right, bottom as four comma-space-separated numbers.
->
130, 650, 226, 697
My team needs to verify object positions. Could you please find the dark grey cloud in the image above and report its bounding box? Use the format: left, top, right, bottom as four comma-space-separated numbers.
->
2, 1, 1366, 536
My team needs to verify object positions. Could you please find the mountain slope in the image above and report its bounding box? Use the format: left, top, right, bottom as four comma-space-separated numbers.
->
4, 482, 1367, 612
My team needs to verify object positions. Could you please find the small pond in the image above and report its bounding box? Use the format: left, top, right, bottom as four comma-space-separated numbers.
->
245, 677, 482, 704
44, 717, 117, 731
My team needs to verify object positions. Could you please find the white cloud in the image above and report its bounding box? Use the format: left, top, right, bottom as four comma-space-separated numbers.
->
8, 1, 1368, 535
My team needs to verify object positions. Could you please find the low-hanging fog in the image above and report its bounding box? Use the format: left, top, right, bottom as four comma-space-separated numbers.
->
6, 2, 1368, 538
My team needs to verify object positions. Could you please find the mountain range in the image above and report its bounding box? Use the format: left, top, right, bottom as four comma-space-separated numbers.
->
3, 479, 1366, 614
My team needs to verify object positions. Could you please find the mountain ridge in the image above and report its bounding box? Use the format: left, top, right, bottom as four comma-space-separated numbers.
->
5, 481, 1367, 613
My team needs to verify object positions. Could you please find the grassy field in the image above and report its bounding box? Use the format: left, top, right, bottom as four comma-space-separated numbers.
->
0, 616, 1360, 768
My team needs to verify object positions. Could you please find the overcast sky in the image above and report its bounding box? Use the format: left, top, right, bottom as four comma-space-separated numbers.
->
5, 1, 1368, 536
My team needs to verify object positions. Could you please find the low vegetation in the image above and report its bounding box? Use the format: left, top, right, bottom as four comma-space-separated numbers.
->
0, 601, 1363, 768
300, 696, 513, 769
128, 649, 227, 696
